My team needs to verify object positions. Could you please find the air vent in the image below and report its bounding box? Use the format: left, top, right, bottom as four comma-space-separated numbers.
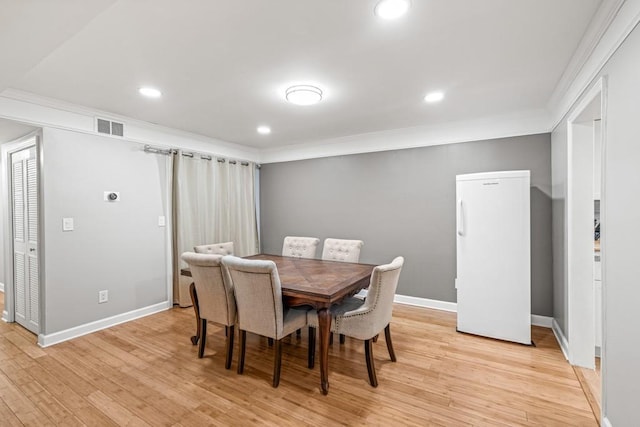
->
96, 118, 125, 137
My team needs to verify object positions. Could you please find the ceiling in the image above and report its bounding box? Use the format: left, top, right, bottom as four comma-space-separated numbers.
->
1, 0, 602, 149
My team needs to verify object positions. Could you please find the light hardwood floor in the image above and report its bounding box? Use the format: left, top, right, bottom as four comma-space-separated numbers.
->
0, 292, 597, 426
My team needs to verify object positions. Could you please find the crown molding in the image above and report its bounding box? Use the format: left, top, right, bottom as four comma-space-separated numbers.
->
549, 0, 640, 127
258, 109, 551, 164
0, 89, 260, 162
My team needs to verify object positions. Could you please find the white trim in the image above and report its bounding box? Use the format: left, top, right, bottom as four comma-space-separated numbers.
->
552, 318, 570, 361
37, 301, 171, 347
393, 294, 458, 312
550, 0, 640, 127
603, 416, 613, 427
259, 109, 551, 163
548, 0, 624, 117
0, 90, 260, 163
531, 314, 553, 328
0, 282, 4, 292
390, 293, 553, 328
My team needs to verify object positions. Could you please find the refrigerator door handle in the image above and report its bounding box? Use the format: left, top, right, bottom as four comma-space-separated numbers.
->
457, 199, 464, 236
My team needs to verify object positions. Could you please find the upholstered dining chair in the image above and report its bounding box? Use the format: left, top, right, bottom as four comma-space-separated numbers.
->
181, 252, 236, 369
194, 241, 234, 255
308, 256, 404, 387
221, 255, 308, 387
321, 238, 364, 263
282, 236, 320, 259
321, 238, 364, 344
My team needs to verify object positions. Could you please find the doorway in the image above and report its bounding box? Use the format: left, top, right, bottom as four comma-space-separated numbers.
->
566, 77, 605, 421
1, 131, 41, 336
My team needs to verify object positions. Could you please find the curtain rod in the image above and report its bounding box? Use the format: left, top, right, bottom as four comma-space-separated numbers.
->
144, 144, 258, 167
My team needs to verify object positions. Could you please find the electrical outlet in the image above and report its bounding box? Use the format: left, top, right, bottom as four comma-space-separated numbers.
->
98, 290, 108, 304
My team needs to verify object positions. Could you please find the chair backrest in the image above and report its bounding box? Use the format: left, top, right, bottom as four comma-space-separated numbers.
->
282, 236, 319, 259
321, 238, 364, 263
194, 241, 234, 255
361, 256, 404, 331
181, 252, 236, 326
221, 256, 284, 339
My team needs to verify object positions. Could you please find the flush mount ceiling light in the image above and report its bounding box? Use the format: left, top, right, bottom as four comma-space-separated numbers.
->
257, 125, 271, 135
374, 0, 410, 20
424, 91, 445, 103
285, 85, 323, 106
138, 86, 162, 98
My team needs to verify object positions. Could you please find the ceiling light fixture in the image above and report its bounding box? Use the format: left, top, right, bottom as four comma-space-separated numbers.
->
285, 85, 323, 106
138, 87, 162, 98
374, 0, 410, 20
257, 126, 271, 135
424, 91, 445, 103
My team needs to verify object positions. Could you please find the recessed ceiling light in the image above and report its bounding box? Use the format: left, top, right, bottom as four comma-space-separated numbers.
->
257, 126, 271, 135
138, 87, 162, 98
375, 0, 410, 20
424, 91, 445, 103
285, 85, 323, 106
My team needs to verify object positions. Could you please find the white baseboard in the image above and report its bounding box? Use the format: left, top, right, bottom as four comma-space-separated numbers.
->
531, 314, 553, 328
0, 282, 4, 293
552, 318, 570, 360
390, 292, 553, 328
394, 293, 458, 312
603, 416, 613, 427
38, 301, 172, 347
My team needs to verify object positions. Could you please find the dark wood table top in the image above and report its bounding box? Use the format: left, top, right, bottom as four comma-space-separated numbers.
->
246, 254, 375, 308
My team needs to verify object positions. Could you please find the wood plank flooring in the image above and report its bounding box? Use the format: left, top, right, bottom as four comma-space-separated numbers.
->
0, 292, 597, 426
575, 359, 601, 424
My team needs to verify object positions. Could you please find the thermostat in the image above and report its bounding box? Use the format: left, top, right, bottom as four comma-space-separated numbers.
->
104, 191, 120, 202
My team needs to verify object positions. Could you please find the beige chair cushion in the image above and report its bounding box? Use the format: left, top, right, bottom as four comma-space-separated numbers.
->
308, 257, 404, 340
194, 241, 234, 255
321, 238, 364, 263
181, 252, 236, 326
282, 236, 320, 259
222, 256, 307, 340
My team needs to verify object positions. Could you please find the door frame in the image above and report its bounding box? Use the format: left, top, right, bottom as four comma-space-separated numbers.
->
565, 76, 606, 371
1, 130, 44, 337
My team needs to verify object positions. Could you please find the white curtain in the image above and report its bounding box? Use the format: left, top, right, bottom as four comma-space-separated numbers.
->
173, 151, 259, 305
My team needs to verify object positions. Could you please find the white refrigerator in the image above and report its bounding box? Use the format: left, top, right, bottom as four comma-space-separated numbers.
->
456, 170, 531, 345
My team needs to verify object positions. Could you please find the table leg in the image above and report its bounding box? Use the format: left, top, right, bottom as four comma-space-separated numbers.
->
318, 307, 331, 395
189, 282, 201, 345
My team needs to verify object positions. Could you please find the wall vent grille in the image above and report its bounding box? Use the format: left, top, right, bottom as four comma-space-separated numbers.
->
96, 118, 125, 137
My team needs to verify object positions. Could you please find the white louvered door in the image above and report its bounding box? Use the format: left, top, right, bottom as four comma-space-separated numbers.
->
11, 145, 39, 334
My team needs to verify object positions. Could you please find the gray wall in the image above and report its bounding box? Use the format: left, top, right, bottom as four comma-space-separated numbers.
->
260, 133, 552, 316
42, 128, 170, 334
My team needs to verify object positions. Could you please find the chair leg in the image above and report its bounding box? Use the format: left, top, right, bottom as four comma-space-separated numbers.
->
339, 334, 345, 344
329, 333, 333, 345
308, 327, 316, 369
268, 337, 274, 347
273, 339, 282, 388
296, 328, 302, 339
197, 319, 207, 358
237, 330, 246, 374
384, 324, 397, 362
373, 334, 379, 343
225, 325, 235, 370
364, 339, 378, 388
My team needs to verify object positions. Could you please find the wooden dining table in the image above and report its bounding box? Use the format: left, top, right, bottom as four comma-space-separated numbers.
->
182, 254, 375, 395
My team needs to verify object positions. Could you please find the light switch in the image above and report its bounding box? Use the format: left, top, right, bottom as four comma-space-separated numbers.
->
62, 217, 74, 231
158, 216, 166, 227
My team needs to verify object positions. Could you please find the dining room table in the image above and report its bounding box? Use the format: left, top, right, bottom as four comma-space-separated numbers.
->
181, 253, 375, 395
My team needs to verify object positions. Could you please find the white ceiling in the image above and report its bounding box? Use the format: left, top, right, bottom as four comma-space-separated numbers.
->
1, 0, 602, 149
